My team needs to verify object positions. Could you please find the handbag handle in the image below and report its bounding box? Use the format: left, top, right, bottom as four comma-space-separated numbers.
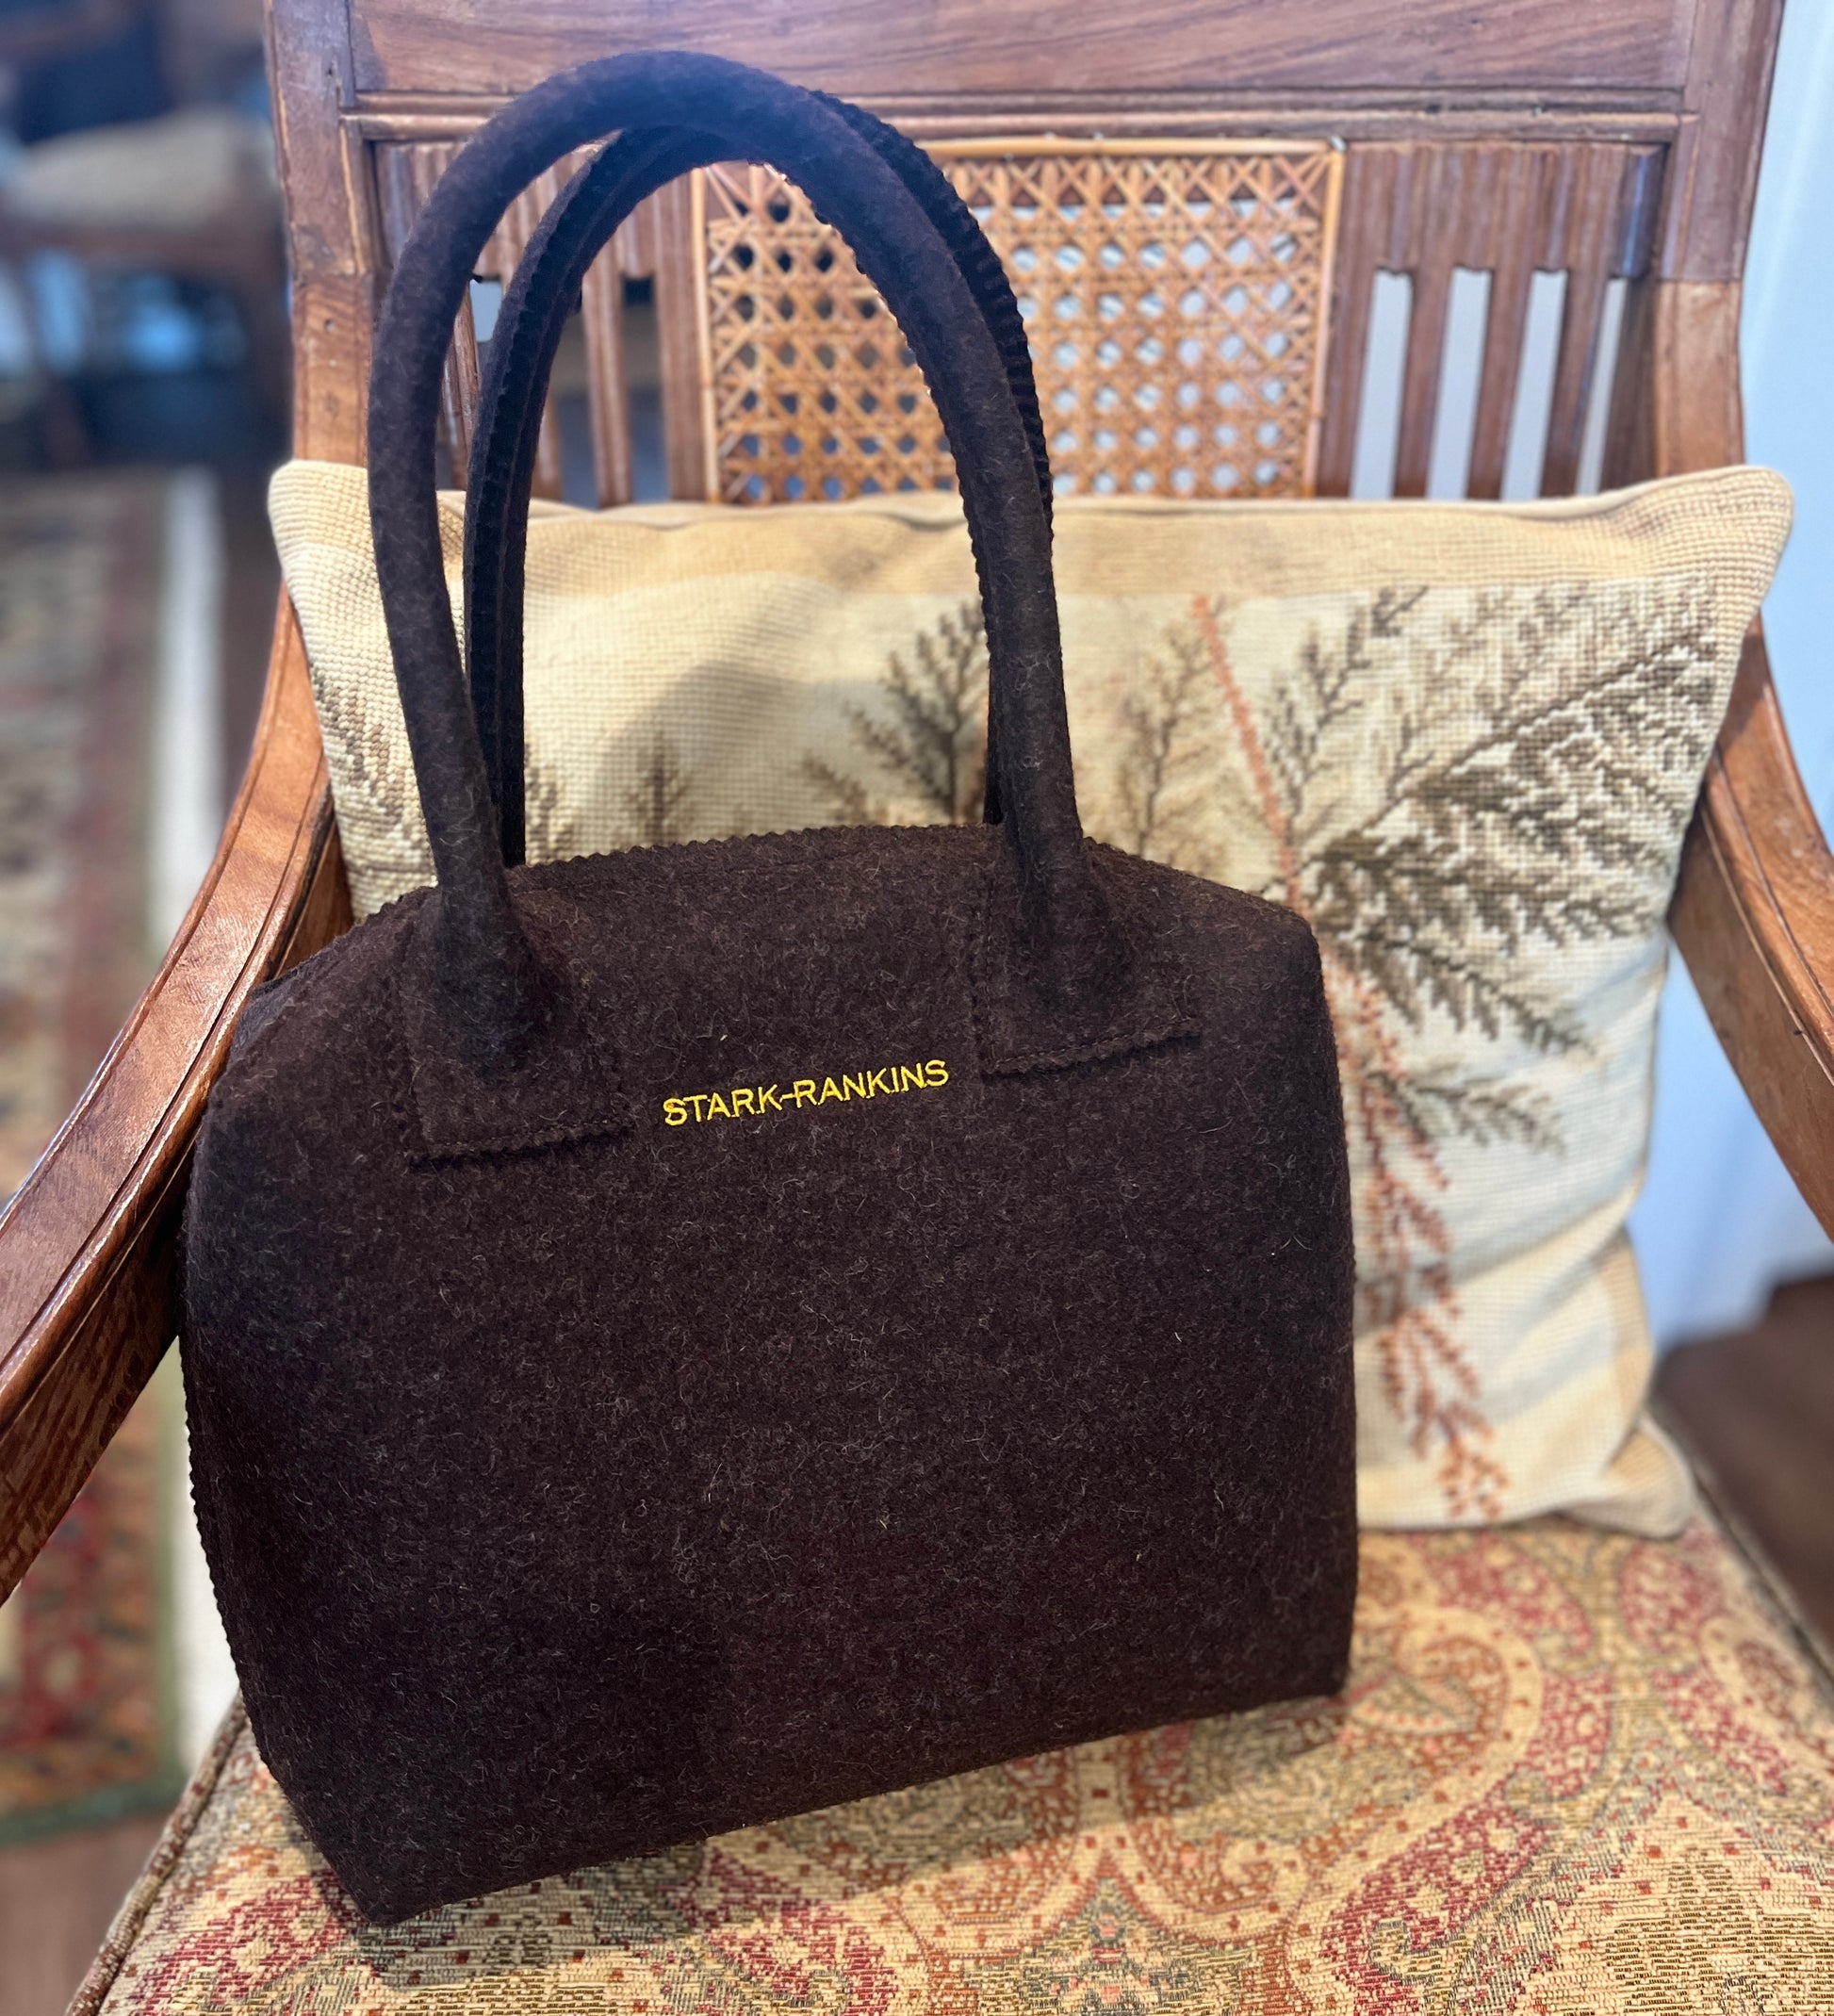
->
462, 106, 1052, 863
368, 53, 1122, 1065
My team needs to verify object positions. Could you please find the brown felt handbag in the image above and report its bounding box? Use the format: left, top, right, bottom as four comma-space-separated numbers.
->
181, 53, 1358, 1925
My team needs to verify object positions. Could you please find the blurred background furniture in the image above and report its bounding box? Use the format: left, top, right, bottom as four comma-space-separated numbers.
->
0, 0, 283, 465
0, 105, 287, 459
1, 0, 1831, 2006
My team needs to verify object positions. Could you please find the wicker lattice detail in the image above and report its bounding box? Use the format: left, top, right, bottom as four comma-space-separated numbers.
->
696, 144, 1341, 505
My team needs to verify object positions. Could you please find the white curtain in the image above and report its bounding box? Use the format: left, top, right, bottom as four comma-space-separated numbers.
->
1631, 0, 1834, 1343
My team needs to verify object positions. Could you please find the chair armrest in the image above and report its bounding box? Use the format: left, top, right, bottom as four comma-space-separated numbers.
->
0, 602, 349, 1601
1672, 625, 1834, 1232
1627, 278, 1834, 1236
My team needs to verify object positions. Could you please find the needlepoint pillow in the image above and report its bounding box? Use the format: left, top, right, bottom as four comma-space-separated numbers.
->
269, 463, 1792, 1534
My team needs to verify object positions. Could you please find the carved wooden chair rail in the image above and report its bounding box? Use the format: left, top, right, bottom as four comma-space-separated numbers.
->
1, 0, 1825, 1605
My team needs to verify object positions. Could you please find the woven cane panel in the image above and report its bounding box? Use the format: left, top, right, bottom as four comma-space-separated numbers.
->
696, 144, 1341, 505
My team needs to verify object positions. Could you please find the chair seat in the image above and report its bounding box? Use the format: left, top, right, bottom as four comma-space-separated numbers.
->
74, 1516, 1834, 2013
0, 109, 277, 238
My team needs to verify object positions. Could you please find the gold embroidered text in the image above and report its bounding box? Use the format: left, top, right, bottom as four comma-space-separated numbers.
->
663, 1059, 949, 1127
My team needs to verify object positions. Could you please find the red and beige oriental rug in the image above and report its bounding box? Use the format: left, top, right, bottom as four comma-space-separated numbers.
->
0, 472, 185, 1841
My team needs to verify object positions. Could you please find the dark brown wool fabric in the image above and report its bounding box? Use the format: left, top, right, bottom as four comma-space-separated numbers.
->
180, 55, 1357, 1926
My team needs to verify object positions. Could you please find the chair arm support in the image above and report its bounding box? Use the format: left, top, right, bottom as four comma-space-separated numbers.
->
0, 603, 348, 1601
1672, 625, 1834, 1234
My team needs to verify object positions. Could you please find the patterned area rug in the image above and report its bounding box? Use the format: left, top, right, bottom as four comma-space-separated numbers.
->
72, 1517, 1834, 2014
0, 473, 183, 1841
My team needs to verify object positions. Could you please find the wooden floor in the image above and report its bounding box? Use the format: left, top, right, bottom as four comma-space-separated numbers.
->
1656, 1271, 1834, 1649
0, 1816, 164, 2016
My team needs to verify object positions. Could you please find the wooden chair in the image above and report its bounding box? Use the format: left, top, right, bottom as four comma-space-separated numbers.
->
0, 0, 1819, 1794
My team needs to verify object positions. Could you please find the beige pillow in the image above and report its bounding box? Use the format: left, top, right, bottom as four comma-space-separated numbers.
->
270, 462, 1791, 1535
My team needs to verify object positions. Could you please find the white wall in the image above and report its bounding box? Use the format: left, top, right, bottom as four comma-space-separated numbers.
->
1629, 0, 1834, 1343
151, 472, 240, 1763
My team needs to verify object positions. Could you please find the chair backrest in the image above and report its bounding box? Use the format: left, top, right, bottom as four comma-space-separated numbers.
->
270, 0, 1780, 505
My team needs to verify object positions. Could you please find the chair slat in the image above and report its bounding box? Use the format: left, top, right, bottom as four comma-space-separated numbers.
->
1539, 148, 1627, 493
617, 193, 664, 282
1389, 150, 1462, 498
1469, 275, 1539, 499
1465, 152, 1552, 498
490, 169, 566, 500
1314, 146, 1394, 498
444, 289, 483, 484
377, 141, 482, 482
1391, 261, 1451, 497
1540, 258, 1610, 494
581, 255, 631, 507
652, 176, 714, 500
